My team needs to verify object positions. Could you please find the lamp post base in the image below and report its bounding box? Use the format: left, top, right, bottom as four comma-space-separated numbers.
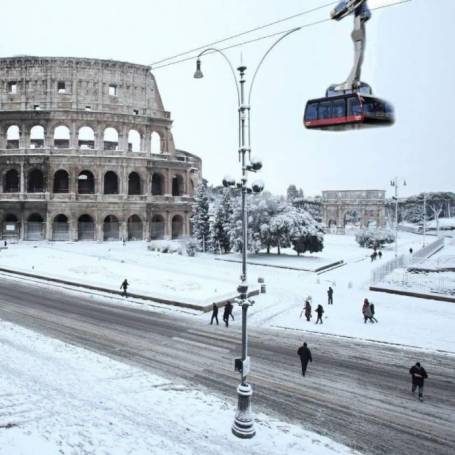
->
232, 383, 255, 439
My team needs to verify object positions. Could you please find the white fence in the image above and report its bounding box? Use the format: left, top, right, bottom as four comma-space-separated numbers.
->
370, 237, 445, 284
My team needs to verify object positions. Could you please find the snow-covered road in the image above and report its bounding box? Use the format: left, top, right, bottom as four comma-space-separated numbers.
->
0, 277, 454, 455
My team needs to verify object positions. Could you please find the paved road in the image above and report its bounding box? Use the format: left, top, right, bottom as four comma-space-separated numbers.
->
0, 276, 454, 455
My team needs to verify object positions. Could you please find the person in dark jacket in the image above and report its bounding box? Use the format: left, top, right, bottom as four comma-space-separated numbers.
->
210, 303, 219, 325
297, 342, 312, 376
315, 304, 324, 324
327, 286, 334, 305
120, 279, 129, 297
378, 250, 382, 259
223, 301, 233, 327
300, 298, 312, 321
409, 362, 428, 401
370, 302, 378, 322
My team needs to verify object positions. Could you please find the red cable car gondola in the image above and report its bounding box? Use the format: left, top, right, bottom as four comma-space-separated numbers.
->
304, 0, 395, 132
304, 93, 394, 131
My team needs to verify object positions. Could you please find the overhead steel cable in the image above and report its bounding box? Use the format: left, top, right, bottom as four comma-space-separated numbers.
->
149, 1, 338, 67
150, 0, 411, 71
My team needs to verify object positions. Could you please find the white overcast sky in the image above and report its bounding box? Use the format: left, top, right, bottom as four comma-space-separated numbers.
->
0, 0, 452, 198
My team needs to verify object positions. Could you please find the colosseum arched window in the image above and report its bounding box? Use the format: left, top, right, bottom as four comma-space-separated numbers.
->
54, 125, 70, 149
151, 173, 164, 195
103, 215, 120, 241
78, 126, 95, 149
103, 127, 119, 151
151, 131, 161, 154
172, 174, 184, 196
128, 129, 141, 152
150, 214, 165, 240
53, 214, 69, 241
53, 170, 69, 193
78, 170, 95, 194
30, 125, 45, 149
27, 169, 45, 193
127, 215, 143, 240
104, 171, 119, 194
128, 172, 141, 195
171, 214, 184, 239
26, 213, 44, 240
6, 125, 20, 149
3, 169, 20, 193
78, 214, 95, 240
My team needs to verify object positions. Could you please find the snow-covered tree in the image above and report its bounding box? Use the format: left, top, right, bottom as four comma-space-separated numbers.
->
191, 181, 211, 251
210, 189, 233, 254
355, 229, 395, 249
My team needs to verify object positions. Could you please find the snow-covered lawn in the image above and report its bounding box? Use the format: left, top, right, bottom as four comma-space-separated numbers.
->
2, 232, 455, 352
0, 321, 357, 455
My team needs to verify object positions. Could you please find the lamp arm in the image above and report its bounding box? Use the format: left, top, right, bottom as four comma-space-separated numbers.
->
197, 48, 241, 106
247, 27, 301, 106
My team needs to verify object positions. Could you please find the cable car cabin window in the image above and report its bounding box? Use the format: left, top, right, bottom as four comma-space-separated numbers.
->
305, 103, 318, 121
332, 100, 346, 118
348, 97, 362, 116
318, 101, 332, 120
363, 99, 385, 114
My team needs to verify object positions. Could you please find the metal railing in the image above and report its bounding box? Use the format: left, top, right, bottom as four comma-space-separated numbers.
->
371, 237, 445, 284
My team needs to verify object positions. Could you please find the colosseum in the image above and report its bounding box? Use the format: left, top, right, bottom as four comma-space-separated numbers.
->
0, 56, 201, 242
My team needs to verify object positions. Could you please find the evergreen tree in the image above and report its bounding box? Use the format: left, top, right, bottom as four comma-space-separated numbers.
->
210, 189, 233, 253
191, 181, 211, 251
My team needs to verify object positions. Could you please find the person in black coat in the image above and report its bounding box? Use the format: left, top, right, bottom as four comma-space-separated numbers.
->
327, 286, 334, 305
120, 279, 129, 297
210, 303, 219, 325
315, 304, 324, 324
297, 342, 312, 376
223, 301, 233, 327
409, 362, 428, 401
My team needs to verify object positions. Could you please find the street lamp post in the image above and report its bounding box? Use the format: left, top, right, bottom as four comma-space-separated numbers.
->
193, 27, 300, 439
390, 177, 406, 257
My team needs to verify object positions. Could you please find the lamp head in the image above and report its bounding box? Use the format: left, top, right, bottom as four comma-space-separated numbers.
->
193, 59, 204, 79
222, 175, 235, 187
251, 179, 264, 194
247, 156, 263, 172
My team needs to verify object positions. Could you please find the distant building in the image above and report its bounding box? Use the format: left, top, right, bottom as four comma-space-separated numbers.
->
0, 56, 201, 241
322, 190, 385, 232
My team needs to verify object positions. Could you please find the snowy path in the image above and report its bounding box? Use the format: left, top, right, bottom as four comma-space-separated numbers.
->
0, 277, 454, 455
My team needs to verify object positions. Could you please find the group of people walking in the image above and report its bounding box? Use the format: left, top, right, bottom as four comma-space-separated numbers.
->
210, 301, 234, 327
300, 297, 325, 324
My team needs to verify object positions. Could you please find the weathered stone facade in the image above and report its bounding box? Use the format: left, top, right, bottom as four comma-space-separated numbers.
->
322, 190, 385, 232
0, 56, 201, 241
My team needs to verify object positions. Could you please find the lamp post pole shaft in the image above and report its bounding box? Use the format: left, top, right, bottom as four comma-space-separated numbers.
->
394, 178, 398, 258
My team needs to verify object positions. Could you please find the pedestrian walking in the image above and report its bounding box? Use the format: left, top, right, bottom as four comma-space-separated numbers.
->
409, 247, 413, 255
210, 303, 219, 325
362, 298, 375, 323
297, 342, 313, 376
223, 301, 233, 327
120, 279, 129, 297
378, 250, 382, 259
4, 240, 7, 248
370, 302, 378, 322
409, 362, 428, 401
315, 304, 324, 324
300, 297, 312, 321
327, 286, 334, 305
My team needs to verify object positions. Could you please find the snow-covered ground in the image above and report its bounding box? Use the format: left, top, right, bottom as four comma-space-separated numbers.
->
378, 240, 455, 296
0, 321, 357, 455
2, 232, 455, 352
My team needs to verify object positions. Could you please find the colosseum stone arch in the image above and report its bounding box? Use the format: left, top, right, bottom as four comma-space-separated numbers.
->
0, 56, 201, 241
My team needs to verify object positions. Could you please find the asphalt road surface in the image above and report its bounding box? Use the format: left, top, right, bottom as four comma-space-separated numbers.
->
0, 276, 454, 455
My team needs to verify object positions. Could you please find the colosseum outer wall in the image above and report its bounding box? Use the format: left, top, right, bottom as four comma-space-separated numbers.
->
0, 56, 201, 242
